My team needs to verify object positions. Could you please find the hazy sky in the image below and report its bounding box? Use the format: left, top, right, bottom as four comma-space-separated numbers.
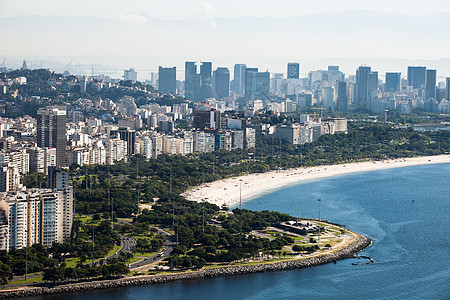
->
3, 0, 450, 19
1, 0, 450, 78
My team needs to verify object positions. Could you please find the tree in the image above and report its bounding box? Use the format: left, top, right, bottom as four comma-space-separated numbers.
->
0, 262, 13, 285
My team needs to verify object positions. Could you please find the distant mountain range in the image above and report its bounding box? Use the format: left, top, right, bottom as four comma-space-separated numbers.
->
1, 11, 449, 78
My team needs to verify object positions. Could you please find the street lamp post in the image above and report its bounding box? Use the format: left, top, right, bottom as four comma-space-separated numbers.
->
239, 180, 242, 209
317, 198, 322, 240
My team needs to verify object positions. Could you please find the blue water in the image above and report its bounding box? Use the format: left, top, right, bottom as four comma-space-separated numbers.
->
32, 163, 450, 300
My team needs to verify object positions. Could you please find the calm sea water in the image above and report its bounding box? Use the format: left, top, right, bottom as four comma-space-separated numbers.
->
31, 163, 450, 300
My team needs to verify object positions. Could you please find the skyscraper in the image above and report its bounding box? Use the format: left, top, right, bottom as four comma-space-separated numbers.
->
47, 167, 73, 244
245, 68, 258, 99
336, 81, 348, 112
37, 107, 67, 167
200, 62, 212, 86
385, 72, 401, 92
244, 68, 270, 100
368, 71, 379, 94
356, 66, 371, 106
232, 64, 246, 94
446, 77, 450, 100
287, 63, 300, 79
425, 69, 437, 100
158, 66, 176, 95
407, 66, 426, 89
185, 62, 200, 101
213, 67, 230, 99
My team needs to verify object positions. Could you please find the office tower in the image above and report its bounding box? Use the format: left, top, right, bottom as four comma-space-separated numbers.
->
446, 77, 450, 100
356, 66, 371, 106
425, 69, 437, 100
327, 66, 344, 82
200, 62, 212, 86
245, 68, 258, 99
213, 67, 230, 99
328, 66, 339, 72
321, 87, 335, 111
37, 107, 67, 167
185, 62, 200, 100
232, 64, 246, 94
368, 71, 379, 93
110, 129, 136, 155
245, 68, 270, 100
193, 109, 221, 130
124, 68, 138, 82
385, 72, 401, 92
287, 63, 300, 79
336, 81, 348, 112
158, 66, 176, 95
407, 66, 426, 89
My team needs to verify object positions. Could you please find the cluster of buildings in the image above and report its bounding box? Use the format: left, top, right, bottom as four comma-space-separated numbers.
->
0, 167, 73, 250
0, 106, 74, 250
272, 116, 348, 145
148, 62, 450, 114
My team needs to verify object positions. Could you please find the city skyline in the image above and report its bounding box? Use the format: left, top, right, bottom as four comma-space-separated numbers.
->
1, 1, 450, 78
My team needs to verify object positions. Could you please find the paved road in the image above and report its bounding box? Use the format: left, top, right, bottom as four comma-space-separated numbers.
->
129, 228, 175, 269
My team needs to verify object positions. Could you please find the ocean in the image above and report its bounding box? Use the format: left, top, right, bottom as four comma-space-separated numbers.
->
29, 163, 450, 300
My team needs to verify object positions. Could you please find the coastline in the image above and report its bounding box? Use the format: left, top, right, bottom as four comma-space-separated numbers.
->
0, 231, 371, 299
183, 155, 450, 207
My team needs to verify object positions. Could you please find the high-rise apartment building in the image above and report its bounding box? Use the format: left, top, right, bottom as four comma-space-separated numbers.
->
0, 185, 73, 250
158, 66, 176, 95
385, 72, 401, 92
407, 66, 426, 89
37, 107, 67, 167
213, 67, 230, 99
425, 69, 437, 100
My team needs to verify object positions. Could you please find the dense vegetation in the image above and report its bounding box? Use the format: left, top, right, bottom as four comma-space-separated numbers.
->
135, 195, 296, 268
69, 122, 450, 218
42, 257, 129, 283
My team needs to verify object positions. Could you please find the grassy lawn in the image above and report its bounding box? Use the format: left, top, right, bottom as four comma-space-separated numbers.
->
4, 276, 43, 287
134, 251, 157, 258
126, 257, 142, 264
75, 214, 92, 224
117, 218, 133, 223
64, 245, 121, 267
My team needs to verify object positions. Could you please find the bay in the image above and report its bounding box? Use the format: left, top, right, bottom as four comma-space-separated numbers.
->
31, 163, 450, 300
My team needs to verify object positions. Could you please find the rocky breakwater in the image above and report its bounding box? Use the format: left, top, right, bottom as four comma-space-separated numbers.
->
0, 233, 371, 299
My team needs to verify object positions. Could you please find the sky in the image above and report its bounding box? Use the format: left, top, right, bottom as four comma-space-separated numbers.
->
1, 0, 450, 79
2, 0, 450, 19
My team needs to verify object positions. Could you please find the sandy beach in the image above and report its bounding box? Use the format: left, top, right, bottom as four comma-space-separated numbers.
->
183, 155, 450, 208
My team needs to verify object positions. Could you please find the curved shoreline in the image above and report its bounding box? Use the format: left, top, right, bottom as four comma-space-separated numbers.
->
183, 155, 450, 207
0, 232, 371, 298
